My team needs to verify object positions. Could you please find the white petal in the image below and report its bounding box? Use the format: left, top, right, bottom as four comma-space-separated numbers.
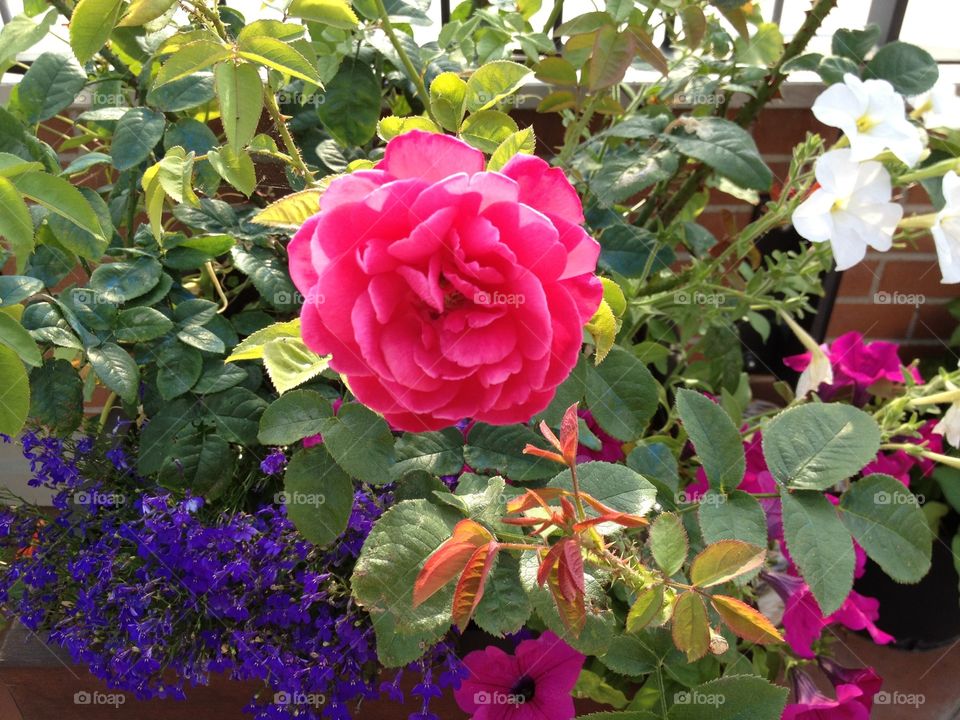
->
812, 83, 863, 134
792, 190, 835, 242
827, 216, 869, 270
851, 160, 893, 204
846, 132, 890, 162
942, 171, 960, 209
932, 223, 960, 283
814, 149, 858, 194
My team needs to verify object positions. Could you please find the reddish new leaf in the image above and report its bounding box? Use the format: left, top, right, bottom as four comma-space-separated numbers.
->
522, 444, 565, 464
538, 419, 563, 452
557, 538, 585, 601
452, 540, 499, 630
506, 488, 565, 514
559, 402, 580, 464
413, 519, 493, 608
547, 567, 586, 637
711, 594, 783, 645
537, 542, 565, 587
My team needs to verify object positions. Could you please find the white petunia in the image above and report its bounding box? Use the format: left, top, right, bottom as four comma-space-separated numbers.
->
796, 347, 834, 397
932, 171, 960, 283
813, 73, 924, 167
934, 401, 960, 448
793, 149, 903, 270
909, 80, 960, 130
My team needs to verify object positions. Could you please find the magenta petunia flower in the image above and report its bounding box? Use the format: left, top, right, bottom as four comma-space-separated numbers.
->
288, 131, 602, 431
453, 631, 585, 719
575, 409, 625, 463
784, 331, 922, 405
782, 668, 877, 720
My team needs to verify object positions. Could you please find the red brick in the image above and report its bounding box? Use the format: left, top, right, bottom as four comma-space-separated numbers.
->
878, 259, 960, 297
827, 300, 916, 338
837, 260, 880, 297
911, 301, 956, 341
752, 107, 840, 155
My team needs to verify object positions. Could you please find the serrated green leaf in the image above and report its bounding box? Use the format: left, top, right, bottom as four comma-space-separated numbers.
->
430, 71, 468, 132
18, 52, 87, 124
87, 342, 139, 401
584, 345, 659, 441
0, 345, 30, 436
0, 312, 41, 367
70, 0, 123, 64
283, 445, 355, 544
29, 358, 83, 434
676, 389, 745, 492
650, 512, 688, 575
208, 145, 256, 196
154, 40, 231, 87
215, 62, 263, 149
464, 422, 556, 482
14, 171, 106, 243
258, 389, 333, 445
322, 402, 396, 484
261, 337, 330, 394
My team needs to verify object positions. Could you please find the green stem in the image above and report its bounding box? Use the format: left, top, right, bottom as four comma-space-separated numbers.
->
896, 157, 960, 184
542, 0, 564, 35
373, 0, 436, 125
262, 86, 316, 183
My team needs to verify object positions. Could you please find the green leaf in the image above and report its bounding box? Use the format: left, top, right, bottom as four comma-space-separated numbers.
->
321, 402, 396, 484
45, 186, 111, 261
289, 0, 358, 28
0, 345, 30, 436
459, 109, 518, 153
238, 35, 321, 86
689, 539, 765, 587
352, 499, 461, 665
118, 0, 178, 26
89, 256, 162, 303
391, 428, 465, 479
261, 337, 330, 393
155, 343, 203, 399
164, 234, 235, 269
780, 488, 854, 615
0, 276, 43, 307
665, 117, 772, 191
698, 490, 768, 547
191, 360, 247, 394
831, 25, 880, 64
177, 324, 225, 353
70, 0, 123, 64
625, 585, 664, 634
229, 246, 297, 311
112, 108, 166, 170
584, 345, 659, 441
464, 422, 556, 482
252, 190, 324, 229
258, 389, 333, 445
589, 25, 634, 90
207, 145, 256, 197
29, 358, 83, 434
596, 223, 674, 277
590, 149, 678, 206
0, 176, 35, 264
154, 40, 231, 87
762, 403, 881, 490
430, 71, 468, 132
838, 473, 932, 583
14, 171, 106, 243
18, 52, 87, 124
487, 127, 535, 171
866, 41, 939, 95
0, 312, 41, 367
87, 342, 139, 402
676, 389, 744, 492
283, 445, 355, 545
650, 512, 688, 575
316, 57, 380, 146
137, 397, 201, 474
627, 442, 679, 494
734, 22, 784, 66
113, 306, 173, 342
465, 60, 532, 112
376, 115, 441, 142
215, 62, 263, 149
0, 11, 58, 75
226, 319, 301, 361
204, 387, 268, 446
667, 675, 787, 720
550, 461, 658, 518
158, 433, 235, 494
473, 554, 531, 636
671, 591, 710, 661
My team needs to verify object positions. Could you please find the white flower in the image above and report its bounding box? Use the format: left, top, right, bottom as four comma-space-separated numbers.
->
909, 80, 960, 130
813, 73, 924, 167
932, 171, 960, 283
934, 402, 960, 448
792, 149, 903, 270
796, 346, 834, 397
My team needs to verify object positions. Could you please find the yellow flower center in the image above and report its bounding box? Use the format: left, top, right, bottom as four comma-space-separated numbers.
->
832, 195, 851, 212
856, 114, 877, 133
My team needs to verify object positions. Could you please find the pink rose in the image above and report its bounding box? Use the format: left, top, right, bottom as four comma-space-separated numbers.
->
288, 130, 602, 431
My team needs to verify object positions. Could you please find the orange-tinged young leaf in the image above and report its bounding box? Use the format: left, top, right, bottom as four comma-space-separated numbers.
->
711, 595, 783, 645
557, 539, 585, 601
559, 402, 579, 464
546, 567, 586, 637
538, 419, 563, 452
452, 541, 499, 630
573, 511, 648, 531
671, 591, 710, 661
506, 488, 565, 514
560, 496, 577, 523
522, 444, 566, 464
689, 540, 766, 588
626, 585, 664, 633
413, 519, 493, 607
537, 542, 564, 587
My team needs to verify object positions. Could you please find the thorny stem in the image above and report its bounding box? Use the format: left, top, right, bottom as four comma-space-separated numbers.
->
373, 0, 437, 125
262, 86, 316, 183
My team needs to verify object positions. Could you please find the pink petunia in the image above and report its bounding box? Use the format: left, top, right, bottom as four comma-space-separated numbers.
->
783, 668, 877, 720
288, 131, 602, 431
453, 631, 585, 719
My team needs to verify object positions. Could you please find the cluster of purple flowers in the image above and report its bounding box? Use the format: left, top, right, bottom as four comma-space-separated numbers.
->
0, 431, 465, 719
